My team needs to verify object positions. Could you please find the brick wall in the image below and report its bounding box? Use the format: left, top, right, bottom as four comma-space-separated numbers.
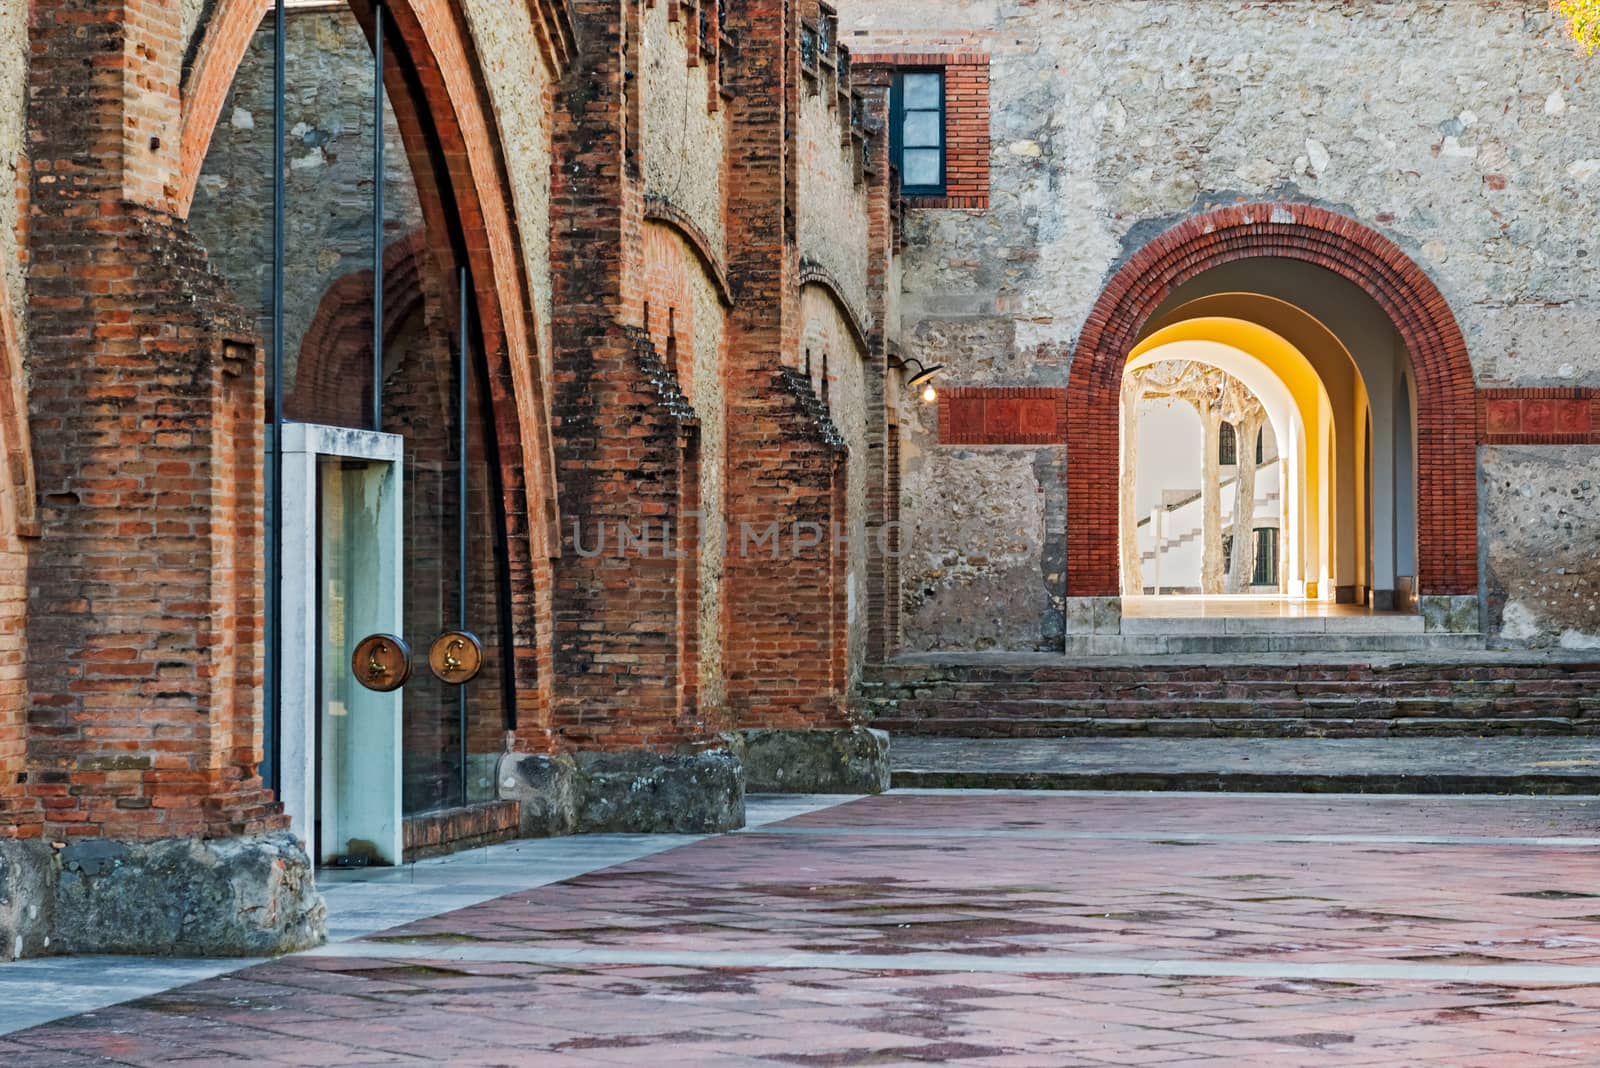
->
22, 0, 281, 840
545, 0, 714, 752
721, 0, 856, 730
0, 287, 31, 836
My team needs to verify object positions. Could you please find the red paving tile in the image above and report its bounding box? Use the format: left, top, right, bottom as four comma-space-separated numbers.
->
8, 792, 1600, 1065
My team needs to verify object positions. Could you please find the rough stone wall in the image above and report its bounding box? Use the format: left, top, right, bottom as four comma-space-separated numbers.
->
180, 0, 211, 54
0, 0, 26, 357
641, 0, 726, 252
839, 0, 1600, 647
685, 258, 727, 714
798, 86, 870, 318
1482, 446, 1600, 648
189, 12, 425, 396
461, 0, 555, 376
800, 289, 868, 683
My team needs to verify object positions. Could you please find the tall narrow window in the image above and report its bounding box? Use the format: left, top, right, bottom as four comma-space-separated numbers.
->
1218, 422, 1237, 466
892, 70, 945, 195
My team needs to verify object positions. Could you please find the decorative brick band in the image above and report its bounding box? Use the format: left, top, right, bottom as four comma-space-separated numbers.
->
853, 51, 989, 211
1066, 202, 1479, 598
1479, 387, 1600, 444
938, 387, 1067, 446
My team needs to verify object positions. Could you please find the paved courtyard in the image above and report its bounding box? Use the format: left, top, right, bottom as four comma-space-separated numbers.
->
6, 790, 1600, 1065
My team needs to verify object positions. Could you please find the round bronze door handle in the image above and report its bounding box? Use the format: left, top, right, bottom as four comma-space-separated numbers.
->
429, 630, 484, 685
352, 633, 413, 693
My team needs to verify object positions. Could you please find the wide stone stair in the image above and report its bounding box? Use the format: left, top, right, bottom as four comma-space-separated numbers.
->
858, 652, 1600, 740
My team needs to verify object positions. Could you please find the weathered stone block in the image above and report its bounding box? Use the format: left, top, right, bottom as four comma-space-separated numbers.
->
574, 750, 745, 834
729, 728, 891, 794
1063, 596, 1122, 637
50, 833, 325, 958
499, 749, 746, 835
1422, 595, 1482, 635
0, 839, 53, 961
497, 752, 582, 838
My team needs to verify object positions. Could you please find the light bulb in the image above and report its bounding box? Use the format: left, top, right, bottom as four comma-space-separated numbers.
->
922, 384, 937, 404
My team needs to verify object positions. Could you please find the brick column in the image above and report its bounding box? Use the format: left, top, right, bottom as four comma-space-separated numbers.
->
721, 1, 861, 742
24, 0, 280, 842
855, 71, 900, 665
506, 0, 740, 834
0, 0, 323, 960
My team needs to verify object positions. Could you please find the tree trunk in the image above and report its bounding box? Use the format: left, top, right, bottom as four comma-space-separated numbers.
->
1228, 411, 1264, 594
1199, 400, 1224, 595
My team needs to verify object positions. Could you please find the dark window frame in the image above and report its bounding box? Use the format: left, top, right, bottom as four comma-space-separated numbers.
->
890, 68, 947, 197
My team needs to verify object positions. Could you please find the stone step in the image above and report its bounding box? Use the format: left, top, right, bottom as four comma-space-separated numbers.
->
860, 678, 1600, 702
866, 696, 1600, 719
860, 653, 1600, 740
1062, 633, 1483, 655
871, 716, 1595, 739
889, 737, 1600, 795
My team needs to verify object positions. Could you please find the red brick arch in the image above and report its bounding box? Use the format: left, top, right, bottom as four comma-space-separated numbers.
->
178, 0, 562, 725
291, 230, 435, 427
1066, 203, 1477, 598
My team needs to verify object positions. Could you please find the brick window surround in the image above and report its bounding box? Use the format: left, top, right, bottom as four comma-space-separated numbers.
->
856, 52, 989, 210
1065, 203, 1479, 600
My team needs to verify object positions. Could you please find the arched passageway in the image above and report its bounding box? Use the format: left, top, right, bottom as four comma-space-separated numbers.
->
180, 0, 555, 863
1068, 204, 1472, 620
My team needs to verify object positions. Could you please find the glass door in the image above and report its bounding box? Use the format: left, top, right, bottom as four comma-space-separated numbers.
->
316, 456, 403, 866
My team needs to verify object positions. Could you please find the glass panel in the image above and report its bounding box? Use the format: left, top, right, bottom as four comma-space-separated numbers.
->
464, 353, 511, 804
902, 72, 941, 109
902, 149, 942, 189
902, 110, 942, 148
188, 2, 515, 830
384, 252, 465, 814
190, 8, 379, 429
317, 458, 401, 865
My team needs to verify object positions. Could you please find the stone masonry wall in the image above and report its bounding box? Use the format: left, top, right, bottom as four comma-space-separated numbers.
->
461, 0, 556, 378
0, 0, 26, 357
1482, 446, 1600, 647
839, 0, 1600, 647
798, 85, 870, 319
642, 0, 727, 252
189, 12, 425, 394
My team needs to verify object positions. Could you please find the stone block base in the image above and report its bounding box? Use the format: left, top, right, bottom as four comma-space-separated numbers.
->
498, 748, 745, 837
1, 832, 325, 961
1422, 594, 1481, 634
727, 728, 891, 794
1063, 596, 1122, 637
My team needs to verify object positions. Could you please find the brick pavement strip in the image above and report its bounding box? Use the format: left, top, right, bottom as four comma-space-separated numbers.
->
6, 791, 1600, 1065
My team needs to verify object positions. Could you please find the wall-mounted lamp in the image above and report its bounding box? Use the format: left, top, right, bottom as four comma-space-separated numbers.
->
900, 358, 946, 403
